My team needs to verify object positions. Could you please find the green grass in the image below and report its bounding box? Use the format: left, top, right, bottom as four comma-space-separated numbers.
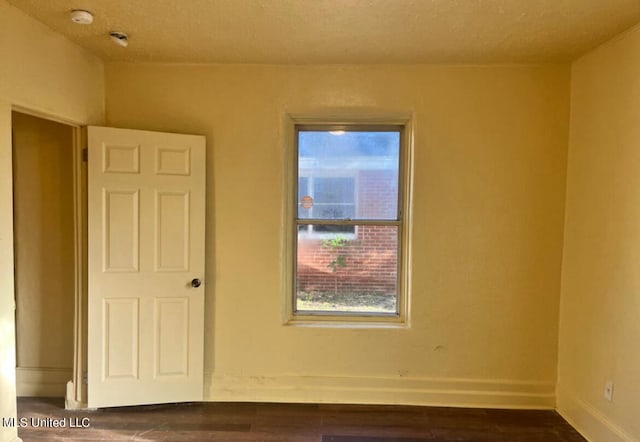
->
296, 291, 396, 313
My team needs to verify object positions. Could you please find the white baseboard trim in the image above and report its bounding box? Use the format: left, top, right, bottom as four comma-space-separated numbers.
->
16, 367, 71, 398
557, 391, 638, 442
206, 373, 555, 409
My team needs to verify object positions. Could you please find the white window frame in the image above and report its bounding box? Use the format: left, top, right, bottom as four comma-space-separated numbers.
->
283, 115, 413, 327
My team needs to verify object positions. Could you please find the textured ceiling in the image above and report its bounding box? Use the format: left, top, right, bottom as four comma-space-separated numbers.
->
6, 0, 640, 63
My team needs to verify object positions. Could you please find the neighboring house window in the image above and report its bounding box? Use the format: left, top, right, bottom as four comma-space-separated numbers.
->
298, 176, 356, 235
292, 124, 408, 320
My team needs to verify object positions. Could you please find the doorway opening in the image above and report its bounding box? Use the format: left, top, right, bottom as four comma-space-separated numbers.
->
11, 111, 85, 406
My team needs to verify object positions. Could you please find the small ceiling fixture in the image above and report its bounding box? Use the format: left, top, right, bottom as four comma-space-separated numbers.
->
109, 31, 129, 48
70, 9, 93, 25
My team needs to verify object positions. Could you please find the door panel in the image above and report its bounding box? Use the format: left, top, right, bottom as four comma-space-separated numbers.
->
103, 189, 139, 272
103, 144, 140, 174
155, 297, 189, 377
104, 298, 139, 379
87, 126, 205, 408
155, 191, 190, 272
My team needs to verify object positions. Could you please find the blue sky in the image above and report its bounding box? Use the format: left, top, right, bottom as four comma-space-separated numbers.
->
298, 131, 400, 158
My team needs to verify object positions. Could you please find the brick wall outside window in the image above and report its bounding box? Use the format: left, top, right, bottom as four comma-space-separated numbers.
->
297, 170, 399, 295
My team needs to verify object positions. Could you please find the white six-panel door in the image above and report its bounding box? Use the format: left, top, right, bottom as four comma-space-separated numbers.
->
87, 126, 205, 408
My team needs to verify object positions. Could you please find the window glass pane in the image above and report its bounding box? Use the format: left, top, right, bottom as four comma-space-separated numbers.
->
313, 204, 355, 220
296, 224, 398, 314
313, 224, 355, 234
298, 131, 400, 220
297, 177, 310, 218
298, 224, 355, 234
298, 177, 309, 199
314, 177, 354, 204
298, 176, 356, 220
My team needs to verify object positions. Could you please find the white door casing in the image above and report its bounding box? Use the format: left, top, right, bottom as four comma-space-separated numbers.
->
87, 126, 205, 408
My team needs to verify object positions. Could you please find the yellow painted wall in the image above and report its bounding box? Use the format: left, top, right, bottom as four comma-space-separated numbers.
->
0, 1, 103, 439
106, 63, 570, 407
0, 3, 104, 123
12, 112, 75, 370
557, 25, 640, 442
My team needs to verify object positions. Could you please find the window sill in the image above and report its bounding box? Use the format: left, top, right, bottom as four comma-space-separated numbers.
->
284, 313, 409, 329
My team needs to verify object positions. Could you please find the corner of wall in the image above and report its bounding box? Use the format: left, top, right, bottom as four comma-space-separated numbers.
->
557, 389, 637, 442
557, 21, 640, 442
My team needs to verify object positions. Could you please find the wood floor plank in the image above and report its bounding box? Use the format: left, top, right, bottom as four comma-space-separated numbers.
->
16, 397, 586, 442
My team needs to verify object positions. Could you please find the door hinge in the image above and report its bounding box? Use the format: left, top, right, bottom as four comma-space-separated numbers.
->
82, 148, 88, 162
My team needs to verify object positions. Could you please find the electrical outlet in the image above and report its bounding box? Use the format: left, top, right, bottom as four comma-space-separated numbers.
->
604, 380, 614, 402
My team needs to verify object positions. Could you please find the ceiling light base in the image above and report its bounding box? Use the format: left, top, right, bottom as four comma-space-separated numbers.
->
70, 9, 93, 25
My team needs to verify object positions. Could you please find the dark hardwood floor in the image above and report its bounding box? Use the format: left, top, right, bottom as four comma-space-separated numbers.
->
17, 397, 586, 442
